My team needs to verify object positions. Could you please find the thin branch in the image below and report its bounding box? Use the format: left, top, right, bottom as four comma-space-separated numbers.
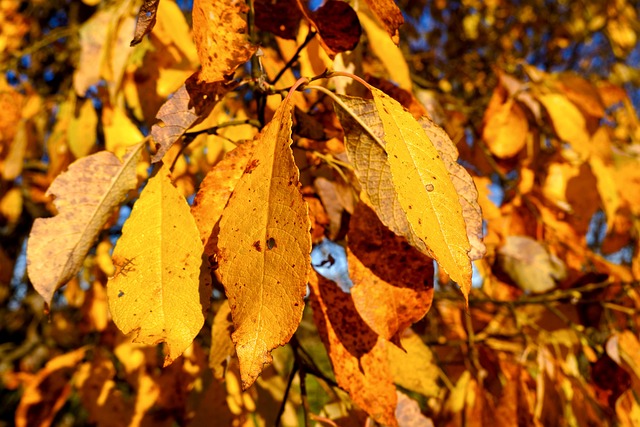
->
270, 29, 317, 85
275, 362, 299, 427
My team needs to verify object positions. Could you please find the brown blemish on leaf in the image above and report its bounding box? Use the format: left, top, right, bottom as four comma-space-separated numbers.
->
253, 240, 262, 252
245, 159, 259, 174
266, 237, 277, 250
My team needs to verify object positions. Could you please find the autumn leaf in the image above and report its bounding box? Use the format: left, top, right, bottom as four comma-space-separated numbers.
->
254, 0, 302, 40
192, 0, 256, 83
482, 84, 529, 158
216, 99, 311, 389
130, 0, 160, 46
348, 202, 434, 342
309, 272, 398, 426
295, 0, 362, 58
334, 88, 474, 300
191, 140, 257, 258
107, 170, 205, 366
150, 73, 234, 163
209, 300, 235, 379
538, 93, 589, 147
387, 330, 440, 397
27, 143, 143, 305
363, 0, 404, 44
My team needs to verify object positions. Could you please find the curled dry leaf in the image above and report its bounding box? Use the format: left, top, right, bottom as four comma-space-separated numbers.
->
309, 272, 399, 427
295, 0, 362, 58
27, 143, 143, 305
107, 171, 206, 366
150, 73, 235, 163
348, 202, 434, 342
130, 0, 160, 46
216, 99, 311, 389
254, 0, 302, 40
192, 0, 256, 83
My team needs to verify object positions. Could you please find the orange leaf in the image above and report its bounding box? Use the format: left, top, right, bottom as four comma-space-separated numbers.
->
348, 202, 434, 342
482, 86, 529, 158
216, 99, 311, 388
192, 0, 256, 83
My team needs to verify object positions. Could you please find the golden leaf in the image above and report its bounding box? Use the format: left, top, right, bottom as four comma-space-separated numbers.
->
68, 99, 98, 158
191, 140, 257, 257
358, 12, 412, 90
216, 100, 311, 389
538, 93, 589, 146
482, 87, 528, 158
103, 106, 144, 158
388, 330, 440, 397
107, 170, 205, 366
27, 144, 143, 305
192, 0, 256, 83
371, 88, 472, 297
209, 300, 235, 380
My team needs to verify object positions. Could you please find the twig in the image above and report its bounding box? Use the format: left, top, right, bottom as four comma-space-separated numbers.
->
275, 362, 299, 427
270, 29, 317, 85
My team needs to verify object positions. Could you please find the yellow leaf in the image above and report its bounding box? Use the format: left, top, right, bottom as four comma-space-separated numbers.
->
27, 144, 143, 305
2, 119, 27, 181
0, 187, 22, 224
358, 12, 412, 90
483, 93, 528, 158
209, 300, 235, 379
388, 329, 440, 397
372, 88, 472, 297
68, 98, 98, 158
589, 155, 619, 230
216, 100, 311, 389
538, 93, 589, 146
104, 106, 144, 158
107, 170, 205, 365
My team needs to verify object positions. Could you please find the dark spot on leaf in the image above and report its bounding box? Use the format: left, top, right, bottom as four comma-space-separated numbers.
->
253, 240, 262, 252
245, 159, 259, 174
267, 237, 277, 250
118, 290, 124, 297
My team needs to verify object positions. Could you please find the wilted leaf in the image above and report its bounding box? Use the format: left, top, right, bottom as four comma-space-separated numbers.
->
497, 236, 566, 293
309, 272, 398, 426
371, 88, 472, 297
364, 0, 404, 44
192, 0, 256, 83
254, 0, 302, 40
130, 0, 159, 46
15, 347, 87, 427
348, 202, 434, 342
296, 0, 362, 58
107, 170, 205, 365
191, 140, 257, 257
150, 73, 234, 163
209, 300, 235, 379
27, 144, 143, 305
359, 12, 411, 90
387, 329, 440, 397
216, 100, 311, 389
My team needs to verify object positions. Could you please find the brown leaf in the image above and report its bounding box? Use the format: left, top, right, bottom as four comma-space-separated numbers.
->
192, 0, 256, 83
309, 272, 398, 426
191, 140, 257, 257
254, 0, 302, 40
296, 0, 362, 58
348, 202, 434, 342
27, 144, 143, 305
363, 0, 404, 44
130, 0, 160, 46
216, 99, 311, 388
150, 72, 234, 163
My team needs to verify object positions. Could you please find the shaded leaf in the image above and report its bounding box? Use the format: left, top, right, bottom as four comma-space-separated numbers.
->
107, 170, 205, 366
192, 0, 256, 83
130, 0, 160, 46
254, 0, 302, 40
371, 88, 472, 296
27, 144, 143, 305
191, 140, 257, 258
359, 12, 411, 90
216, 100, 311, 389
209, 300, 235, 379
348, 202, 434, 342
309, 272, 398, 426
296, 0, 362, 58
363, 0, 404, 44
150, 73, 234, 163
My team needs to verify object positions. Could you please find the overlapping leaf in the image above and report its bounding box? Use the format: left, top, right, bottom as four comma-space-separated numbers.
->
364, 0, 404, 44
309, 272, 398, 426
27, 144, 143, 305
107, 170, 205, 366
130, 0, 160, 46
216, 100, 311, 389
334, 89, 477, 300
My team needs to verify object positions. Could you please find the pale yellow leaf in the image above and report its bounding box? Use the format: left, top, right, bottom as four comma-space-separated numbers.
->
589, 155, 619, 230
388, 330, 440, 397
1, 119, 27, 181
104, 106, 144, 158
27, 144, 143, 305
538, 93, 589, 146
216, 100, 311, 389
358, 12, 412, 90
68, 99, 98, 158
107, 170, 205, 365
372, 88, 472, 296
